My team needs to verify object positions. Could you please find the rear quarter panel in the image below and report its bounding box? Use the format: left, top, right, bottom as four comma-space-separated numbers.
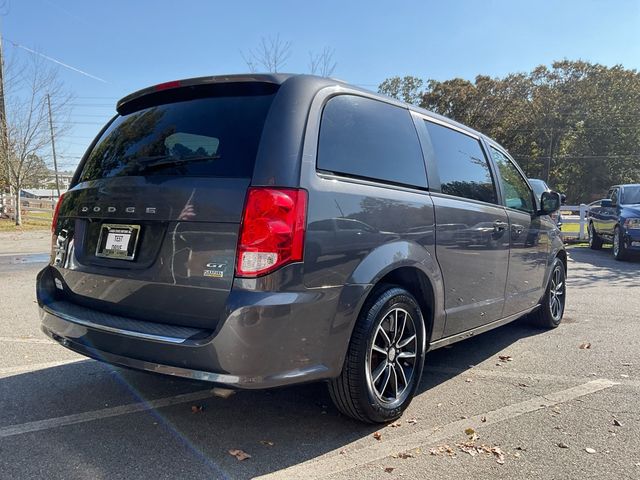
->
298, 86, 446, 341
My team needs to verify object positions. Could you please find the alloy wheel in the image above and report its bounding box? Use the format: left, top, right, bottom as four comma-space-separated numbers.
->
367, 308, 418, 403
549, 266, 565, 321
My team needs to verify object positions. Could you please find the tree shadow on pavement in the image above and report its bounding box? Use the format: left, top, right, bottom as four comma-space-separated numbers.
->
565, 245, 640, 289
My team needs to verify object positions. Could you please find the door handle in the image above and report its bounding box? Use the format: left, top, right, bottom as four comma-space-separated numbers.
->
493, 221, 508, 232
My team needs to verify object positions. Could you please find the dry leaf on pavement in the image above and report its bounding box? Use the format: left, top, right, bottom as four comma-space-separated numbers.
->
613, 419, 623, 427
585, 447, 596, 454
212, 388, 235, 399
260, 440, 274, 446
389, 421, 402, 428
228, 449, 251, 461
430, 444, 456, 456
498, 355, 513, 362
492, 446, 505, 464
579, 342, 592, 349
398, 452, 414, 459
373, 431, 382, 440
384, 467, 395, 473
190, 405, 204, 413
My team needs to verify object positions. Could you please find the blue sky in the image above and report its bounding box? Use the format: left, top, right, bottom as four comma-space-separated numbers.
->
5, 0, 640, 171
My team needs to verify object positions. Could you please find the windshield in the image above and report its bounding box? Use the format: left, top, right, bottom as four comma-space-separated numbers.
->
529, 179, 549, 198
622, 186, 640, 204
77, 92, 276, 181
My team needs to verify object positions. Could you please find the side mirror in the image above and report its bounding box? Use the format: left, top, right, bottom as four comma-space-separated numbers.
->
601, 199, 613, 208
560, 193, 567, 205
539, 191, 561, 215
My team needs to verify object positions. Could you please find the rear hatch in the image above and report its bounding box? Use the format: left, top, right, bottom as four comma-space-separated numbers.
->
52, 80, 279, 329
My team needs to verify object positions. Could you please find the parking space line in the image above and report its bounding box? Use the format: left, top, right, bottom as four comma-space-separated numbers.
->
426, 365, 640, 388
259, 379, 618, 480
0, 359, 86, 378
0, 389, 216, 438
0, 336, 54, 345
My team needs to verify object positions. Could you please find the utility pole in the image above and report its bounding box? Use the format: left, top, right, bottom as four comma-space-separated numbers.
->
46, 93, 61, 198
546, 127, 554, 184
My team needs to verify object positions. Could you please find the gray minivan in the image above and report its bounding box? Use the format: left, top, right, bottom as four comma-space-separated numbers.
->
37, 74, 566, 423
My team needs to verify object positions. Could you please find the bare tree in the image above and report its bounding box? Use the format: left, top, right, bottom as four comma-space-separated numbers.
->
3, 54, 72, 225
241, 35, 292, 73
308, 47, 337, 77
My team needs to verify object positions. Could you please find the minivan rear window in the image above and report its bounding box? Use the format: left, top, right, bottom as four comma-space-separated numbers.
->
77, 91, 276, 182
317, 95, 427, 189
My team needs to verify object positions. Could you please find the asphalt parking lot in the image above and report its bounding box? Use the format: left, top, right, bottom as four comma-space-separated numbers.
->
1, 236, 639, 480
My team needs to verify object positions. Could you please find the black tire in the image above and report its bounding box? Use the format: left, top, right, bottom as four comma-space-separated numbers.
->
530, 258, 566, 329
328, 285, 426, 423
613, 226, 629, 261
588, 223, 603, 250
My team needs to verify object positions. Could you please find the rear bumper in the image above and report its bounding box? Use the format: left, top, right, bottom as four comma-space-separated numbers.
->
38, 266, 359, 389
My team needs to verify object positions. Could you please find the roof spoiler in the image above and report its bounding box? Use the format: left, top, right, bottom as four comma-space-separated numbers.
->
116, 73, 289, 115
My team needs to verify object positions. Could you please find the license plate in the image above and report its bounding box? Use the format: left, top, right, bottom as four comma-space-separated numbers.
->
96, 224, 141, 260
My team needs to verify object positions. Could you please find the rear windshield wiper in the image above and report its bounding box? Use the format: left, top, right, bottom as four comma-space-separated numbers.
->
135, 154, 221, 172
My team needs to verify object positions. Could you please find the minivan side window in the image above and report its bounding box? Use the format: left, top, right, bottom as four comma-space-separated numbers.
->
424, 121, 497, 204
490, 147, 535, 213
317, 95, 427, 188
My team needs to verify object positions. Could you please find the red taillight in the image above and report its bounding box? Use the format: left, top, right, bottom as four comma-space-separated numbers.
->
51, 193, 65, 233
236, 187, 307, 277
154, 80, 182, 91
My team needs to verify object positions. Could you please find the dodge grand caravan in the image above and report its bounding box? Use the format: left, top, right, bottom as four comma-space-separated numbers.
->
38, 74, 566, 423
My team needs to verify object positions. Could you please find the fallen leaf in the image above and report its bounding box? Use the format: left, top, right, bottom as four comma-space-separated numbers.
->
212, 388, 235, 399
407, 418, 418, 424
389, 421, 402, 428
498, 355, 513, 362
465, 378, 473, 383
579, 342, 591, 350
491, 446, 505, 465
429, 444, 456, 456
557, 442, 569, 449
339, 449, 346, 455
457, 442, 478, 457
373, 432, 382, 441
191, 405, 204, 413
384, 467, 394, 473
585, 447, 596, 454
464, 427, 476, 436
260, 440, 274, 447
481, 416, 487, 423
398, 452, 414, 459
613, 419, 623, 427
228, 449, 251, 461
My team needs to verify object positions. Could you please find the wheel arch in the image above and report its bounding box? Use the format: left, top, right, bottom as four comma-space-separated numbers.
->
556, 248, 567, 273
329, 241, 445, 377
